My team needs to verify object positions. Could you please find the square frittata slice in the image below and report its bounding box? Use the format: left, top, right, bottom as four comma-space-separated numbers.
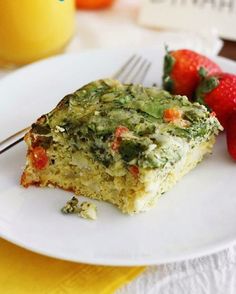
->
21, 79, 222, 214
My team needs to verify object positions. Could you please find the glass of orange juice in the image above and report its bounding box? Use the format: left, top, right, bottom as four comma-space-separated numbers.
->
0, 0, 75, 67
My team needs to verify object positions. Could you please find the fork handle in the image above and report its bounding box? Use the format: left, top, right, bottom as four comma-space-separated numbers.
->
0, 136, 24, 154
0, 126, 30, 146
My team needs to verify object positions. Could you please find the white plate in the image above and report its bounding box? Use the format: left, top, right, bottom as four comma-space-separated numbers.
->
0, 48, 236, 266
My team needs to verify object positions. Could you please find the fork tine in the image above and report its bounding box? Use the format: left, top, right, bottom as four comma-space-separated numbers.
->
136, 61, 152, 84
130, 58, 147, 81
118, 56, 142, 83
113, 54, 137, 80
113, 55, 151, 84
128, 59, 150, 84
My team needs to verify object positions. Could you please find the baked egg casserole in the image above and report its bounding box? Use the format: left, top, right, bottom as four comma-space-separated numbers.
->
21, 79, 222, 214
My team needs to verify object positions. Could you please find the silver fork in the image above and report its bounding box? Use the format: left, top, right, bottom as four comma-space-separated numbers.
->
0, 55, 151, 154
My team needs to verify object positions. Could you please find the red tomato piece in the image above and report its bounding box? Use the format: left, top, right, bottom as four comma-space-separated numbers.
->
129, 165, 139, 177
114, 126, 129, 138
163, 108, 182, 122
112, 126, 129, 151
31, 146, 49, 170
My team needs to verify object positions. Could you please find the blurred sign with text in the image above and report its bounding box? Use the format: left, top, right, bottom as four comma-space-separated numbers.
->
139, 0, 236, 40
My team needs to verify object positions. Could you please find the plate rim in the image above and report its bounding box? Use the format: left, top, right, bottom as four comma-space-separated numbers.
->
0, 228, 236, 266
0, 48, 236, 266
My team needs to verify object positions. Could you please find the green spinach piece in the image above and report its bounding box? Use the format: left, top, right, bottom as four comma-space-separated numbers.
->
119, 140, 146, 162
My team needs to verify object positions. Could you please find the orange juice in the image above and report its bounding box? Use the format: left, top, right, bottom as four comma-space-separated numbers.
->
0, 0, 75, 66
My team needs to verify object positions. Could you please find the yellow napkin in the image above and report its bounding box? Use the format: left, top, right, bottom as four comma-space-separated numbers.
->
0, 238, 145, 294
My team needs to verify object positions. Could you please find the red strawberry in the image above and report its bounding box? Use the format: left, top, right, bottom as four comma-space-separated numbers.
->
196, 72, 236, 128
226, 111, 236, 160
163, 49, 221, 99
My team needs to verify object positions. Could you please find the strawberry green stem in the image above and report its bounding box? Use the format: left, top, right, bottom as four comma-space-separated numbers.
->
195, 75, 219, 106
162, 48, 175, 92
